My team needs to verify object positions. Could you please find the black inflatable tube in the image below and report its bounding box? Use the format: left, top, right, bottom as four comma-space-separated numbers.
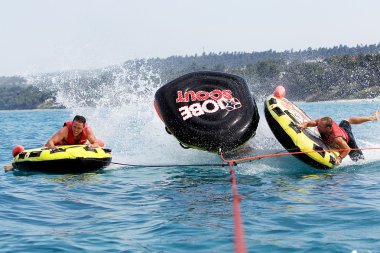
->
154, 71, 260, 152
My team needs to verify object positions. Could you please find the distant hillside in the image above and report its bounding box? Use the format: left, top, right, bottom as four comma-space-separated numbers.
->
148, 44, 380, 101
231, 53, 380, 102
1, 43, 380, 109
148, 43, 380, 81
0, 76, 58, 110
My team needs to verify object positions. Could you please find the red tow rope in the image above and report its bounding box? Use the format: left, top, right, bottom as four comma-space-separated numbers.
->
221, 147, 380, 165
221, 146, 380, 252
228, 161, 247, 253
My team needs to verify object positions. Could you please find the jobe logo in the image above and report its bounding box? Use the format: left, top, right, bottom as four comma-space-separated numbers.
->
176, 89, 242, 121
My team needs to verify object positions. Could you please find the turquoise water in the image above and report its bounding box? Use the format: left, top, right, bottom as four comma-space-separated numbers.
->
1, 100, 380, 252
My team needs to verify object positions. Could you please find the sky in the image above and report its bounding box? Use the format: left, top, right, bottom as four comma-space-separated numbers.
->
1, 0, 380, 76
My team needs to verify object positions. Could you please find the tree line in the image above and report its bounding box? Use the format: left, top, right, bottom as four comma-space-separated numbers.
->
1, 43, 380, 109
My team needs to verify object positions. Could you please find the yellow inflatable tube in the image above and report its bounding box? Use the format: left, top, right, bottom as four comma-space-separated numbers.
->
13, 145, 112, 173
264, 95, 339, 169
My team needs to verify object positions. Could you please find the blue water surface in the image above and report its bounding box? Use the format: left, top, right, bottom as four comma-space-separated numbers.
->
1, 101, 380, 253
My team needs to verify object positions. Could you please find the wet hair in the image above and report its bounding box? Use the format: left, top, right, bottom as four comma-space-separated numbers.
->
319, 117, 332, 128
73, 115, 86, 124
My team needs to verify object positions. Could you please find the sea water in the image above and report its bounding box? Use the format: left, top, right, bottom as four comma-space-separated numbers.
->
1, 70, 380, 252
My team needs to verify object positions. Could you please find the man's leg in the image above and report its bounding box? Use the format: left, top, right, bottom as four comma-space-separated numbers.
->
339, 120, 364, 161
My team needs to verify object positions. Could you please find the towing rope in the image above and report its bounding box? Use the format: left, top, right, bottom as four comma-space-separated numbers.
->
108, 161, 228, 168
220, 147, 380, 165
228, 161, 247, 253
219, 146, 380, 252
